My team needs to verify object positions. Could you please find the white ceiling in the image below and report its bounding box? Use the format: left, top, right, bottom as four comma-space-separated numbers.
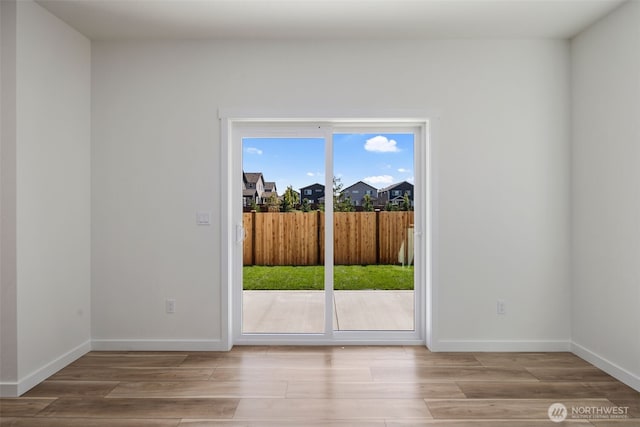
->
36, 0, 625, 41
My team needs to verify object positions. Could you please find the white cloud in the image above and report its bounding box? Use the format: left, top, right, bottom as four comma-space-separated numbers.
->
407, 176, 415, 183
398, 168, 411, 173
364, 136, 399, 153
306, 172, 315, 176
245, 147, 263, 155
364, 175, 394, 185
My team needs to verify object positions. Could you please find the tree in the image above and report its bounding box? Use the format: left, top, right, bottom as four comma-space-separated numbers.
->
384, 201, 393, 212
250, 200, 260, 212
362, 194, 374, 212
266, 193, 280, 212
332, 176, 344, 207
401, 192, 412, 211
281, 186, 300, 212
301, 198, 311, 212
333, 176, 355, 212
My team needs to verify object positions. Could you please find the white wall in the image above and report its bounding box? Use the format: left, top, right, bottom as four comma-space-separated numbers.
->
91, 39, 571, 350
1, 0, 19, 394
0, 0, 91, 396
571, 0, 640, 390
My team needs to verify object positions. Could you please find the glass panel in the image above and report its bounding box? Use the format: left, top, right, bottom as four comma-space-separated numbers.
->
241, 137, 325, 333
333, 133, 415, 331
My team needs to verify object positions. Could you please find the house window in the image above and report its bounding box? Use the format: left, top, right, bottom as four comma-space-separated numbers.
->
366, 190, 373, 195
352, 190, 359, 194
315, 189, 322, 192
304, 189, 312, 195
392, 190, 401, 196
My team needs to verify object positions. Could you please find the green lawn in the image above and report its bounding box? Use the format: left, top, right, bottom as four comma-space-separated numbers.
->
243, 265, 414, 291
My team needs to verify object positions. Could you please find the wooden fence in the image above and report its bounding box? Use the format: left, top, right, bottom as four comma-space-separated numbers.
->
243, 211, 414, 266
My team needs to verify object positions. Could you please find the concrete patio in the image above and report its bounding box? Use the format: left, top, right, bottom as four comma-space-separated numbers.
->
242, 290, 414, 333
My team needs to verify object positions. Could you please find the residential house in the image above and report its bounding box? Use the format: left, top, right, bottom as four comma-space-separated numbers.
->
342, 181, 378, 206
378, 181, 414, 207
243, 172, 265, 207
264, 181, 277, 199
299, 183, 325, 204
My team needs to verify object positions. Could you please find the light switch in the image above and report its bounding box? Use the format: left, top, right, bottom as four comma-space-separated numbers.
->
196, 211, 211, 225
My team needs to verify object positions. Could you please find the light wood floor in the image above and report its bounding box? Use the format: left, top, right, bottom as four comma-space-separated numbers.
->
1, 346, 639, 426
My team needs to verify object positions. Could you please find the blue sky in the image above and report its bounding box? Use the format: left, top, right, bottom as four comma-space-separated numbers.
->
243, 133, 414, 194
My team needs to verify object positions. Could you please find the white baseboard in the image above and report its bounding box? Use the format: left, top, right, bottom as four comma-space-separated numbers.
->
91, 339, 227, 351
571, 341, 640, 392
0, 381, 18, 397
432, 339, 571, 352
0, 340, 91, 397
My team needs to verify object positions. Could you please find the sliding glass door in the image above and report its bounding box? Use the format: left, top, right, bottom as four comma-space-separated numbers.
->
333, 133, 415, 331
232, 122, 425, 343
241, 136, 326, 334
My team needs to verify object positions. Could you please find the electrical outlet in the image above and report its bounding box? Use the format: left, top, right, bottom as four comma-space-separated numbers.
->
166, 299, 176, 314
497, 300, 506, 315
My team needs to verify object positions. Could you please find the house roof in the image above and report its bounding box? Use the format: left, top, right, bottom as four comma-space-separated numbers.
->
264, 182, 276, 191
343, 180, 378, 192
243, 189, 258, 197
244, 172, 263, 184
379, 181, 414, 193
300, 183, 324, 190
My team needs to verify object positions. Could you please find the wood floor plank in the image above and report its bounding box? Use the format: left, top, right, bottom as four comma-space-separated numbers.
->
107, 381, 287, 398
385, 421, 594, 427
401, 346, 433, 356
285, 381, 465, 399
72, 354, 187, 368
265, 345, 410, 358
87, 351, 189, 356
474, 352, 593, 368
215, 354, 331, 368
0, 418, 180, 426
22, 380, 119, 398
0, 398, 55, 417
326, 353, 482, 368
426, 398, 616, 420
584, 382, 640, 399
50, 366, 214, 381
179, 355, 226, 368
37, 397, 239, 419
4, 346, 638, 426
178, 421, 385, 427
232, 398, 432, 420
457, 381, 598, 399
210, 367, 373, 382
371, 366, 539, 382
526, 367, 616, 382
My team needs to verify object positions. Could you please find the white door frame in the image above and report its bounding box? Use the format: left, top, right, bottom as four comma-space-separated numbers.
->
219, 110, 436, 348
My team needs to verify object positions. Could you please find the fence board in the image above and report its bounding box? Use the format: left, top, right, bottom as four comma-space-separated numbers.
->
243, 212, 254, 265
243, 211, 414, 266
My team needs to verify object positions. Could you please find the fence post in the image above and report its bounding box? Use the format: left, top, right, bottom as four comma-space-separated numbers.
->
251, 210, 256, 265
317, 210, 322, 266
375, 209, 380, 265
